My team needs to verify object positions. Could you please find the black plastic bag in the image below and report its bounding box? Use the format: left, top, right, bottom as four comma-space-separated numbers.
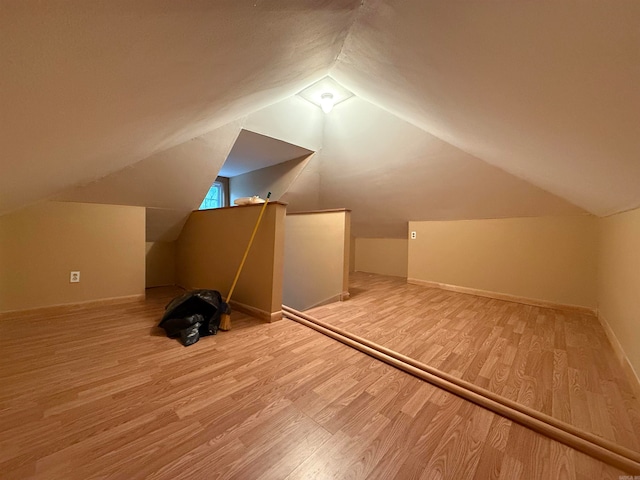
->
158, 290, 224, 346
180, 322, 202, 347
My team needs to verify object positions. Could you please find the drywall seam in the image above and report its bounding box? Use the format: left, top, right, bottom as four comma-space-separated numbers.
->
329, 2, 368, 71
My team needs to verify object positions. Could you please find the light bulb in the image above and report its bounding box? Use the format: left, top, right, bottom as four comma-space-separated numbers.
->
320, 93, 334, 113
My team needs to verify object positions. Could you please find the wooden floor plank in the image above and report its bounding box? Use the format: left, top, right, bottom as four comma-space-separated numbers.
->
0, 283, 633, 478
308, 272, 640, 454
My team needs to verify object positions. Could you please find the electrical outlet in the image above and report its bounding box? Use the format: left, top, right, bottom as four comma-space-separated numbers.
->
70, 271, 80, 283
410, 231, 417, 239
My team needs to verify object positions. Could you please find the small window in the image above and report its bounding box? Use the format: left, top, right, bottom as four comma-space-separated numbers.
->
199, 181, 224, 210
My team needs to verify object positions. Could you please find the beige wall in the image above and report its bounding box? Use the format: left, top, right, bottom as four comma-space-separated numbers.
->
176, 203, 285, 315
408, 216, 598, 309
284, 211, 350, 311
145, 241, 176, 287
0, 201, 145, 312
598, 207, 640, 377
349, 236, 356, 273
343, 216, 351, 292
355, 238, 408, 277
229, 154, 313, 205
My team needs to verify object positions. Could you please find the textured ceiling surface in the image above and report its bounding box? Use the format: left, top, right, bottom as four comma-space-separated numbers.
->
0, 0, 359, 214
55, 121, 243, 242
2, 1, 639, 236
317, 98, 585, 237
331, 0, 640, 216
56, 122, 242, 210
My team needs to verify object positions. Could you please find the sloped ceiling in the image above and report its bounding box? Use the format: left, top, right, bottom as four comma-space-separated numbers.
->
243, 95, 324, 152
55, 120, 243, 241
57, 121, 242, 210
2, 1, 639, 234
331, 0, 640, 216
317, 97, 584, 238
0, 0, 359, 214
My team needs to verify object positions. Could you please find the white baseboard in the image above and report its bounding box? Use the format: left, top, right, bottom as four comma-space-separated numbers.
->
406, 278, 596, 315
597, 313, 640, 399
0, 293, 146, 316
231, 300, 282, 323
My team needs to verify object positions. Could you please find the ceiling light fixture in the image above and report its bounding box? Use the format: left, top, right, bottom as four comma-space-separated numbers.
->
297, 77, 354, 113
320, 93, 335, 114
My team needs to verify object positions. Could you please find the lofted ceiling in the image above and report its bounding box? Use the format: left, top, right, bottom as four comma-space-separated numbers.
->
0, 0, 358, 214
317, 97, 585, 238
331, 0, 640, 216
2, 1, 639, 238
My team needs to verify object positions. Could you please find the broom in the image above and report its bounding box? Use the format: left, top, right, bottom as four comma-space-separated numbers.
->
219, 192, 271, 331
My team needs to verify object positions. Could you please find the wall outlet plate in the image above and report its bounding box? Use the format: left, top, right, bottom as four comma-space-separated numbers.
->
410, 231, 417, 239
70, 271, 80, 283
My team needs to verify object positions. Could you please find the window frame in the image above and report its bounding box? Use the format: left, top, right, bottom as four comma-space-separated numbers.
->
199, 176, 229, 210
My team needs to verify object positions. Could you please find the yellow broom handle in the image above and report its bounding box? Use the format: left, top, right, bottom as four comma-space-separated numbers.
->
226, 193, 271, 303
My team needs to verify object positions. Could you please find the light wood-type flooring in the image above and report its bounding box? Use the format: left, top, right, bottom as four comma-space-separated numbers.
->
307, 272, 640, 456
0, 284, 632, 479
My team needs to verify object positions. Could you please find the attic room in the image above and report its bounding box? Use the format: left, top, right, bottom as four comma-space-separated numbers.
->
1, 1, 639, 478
